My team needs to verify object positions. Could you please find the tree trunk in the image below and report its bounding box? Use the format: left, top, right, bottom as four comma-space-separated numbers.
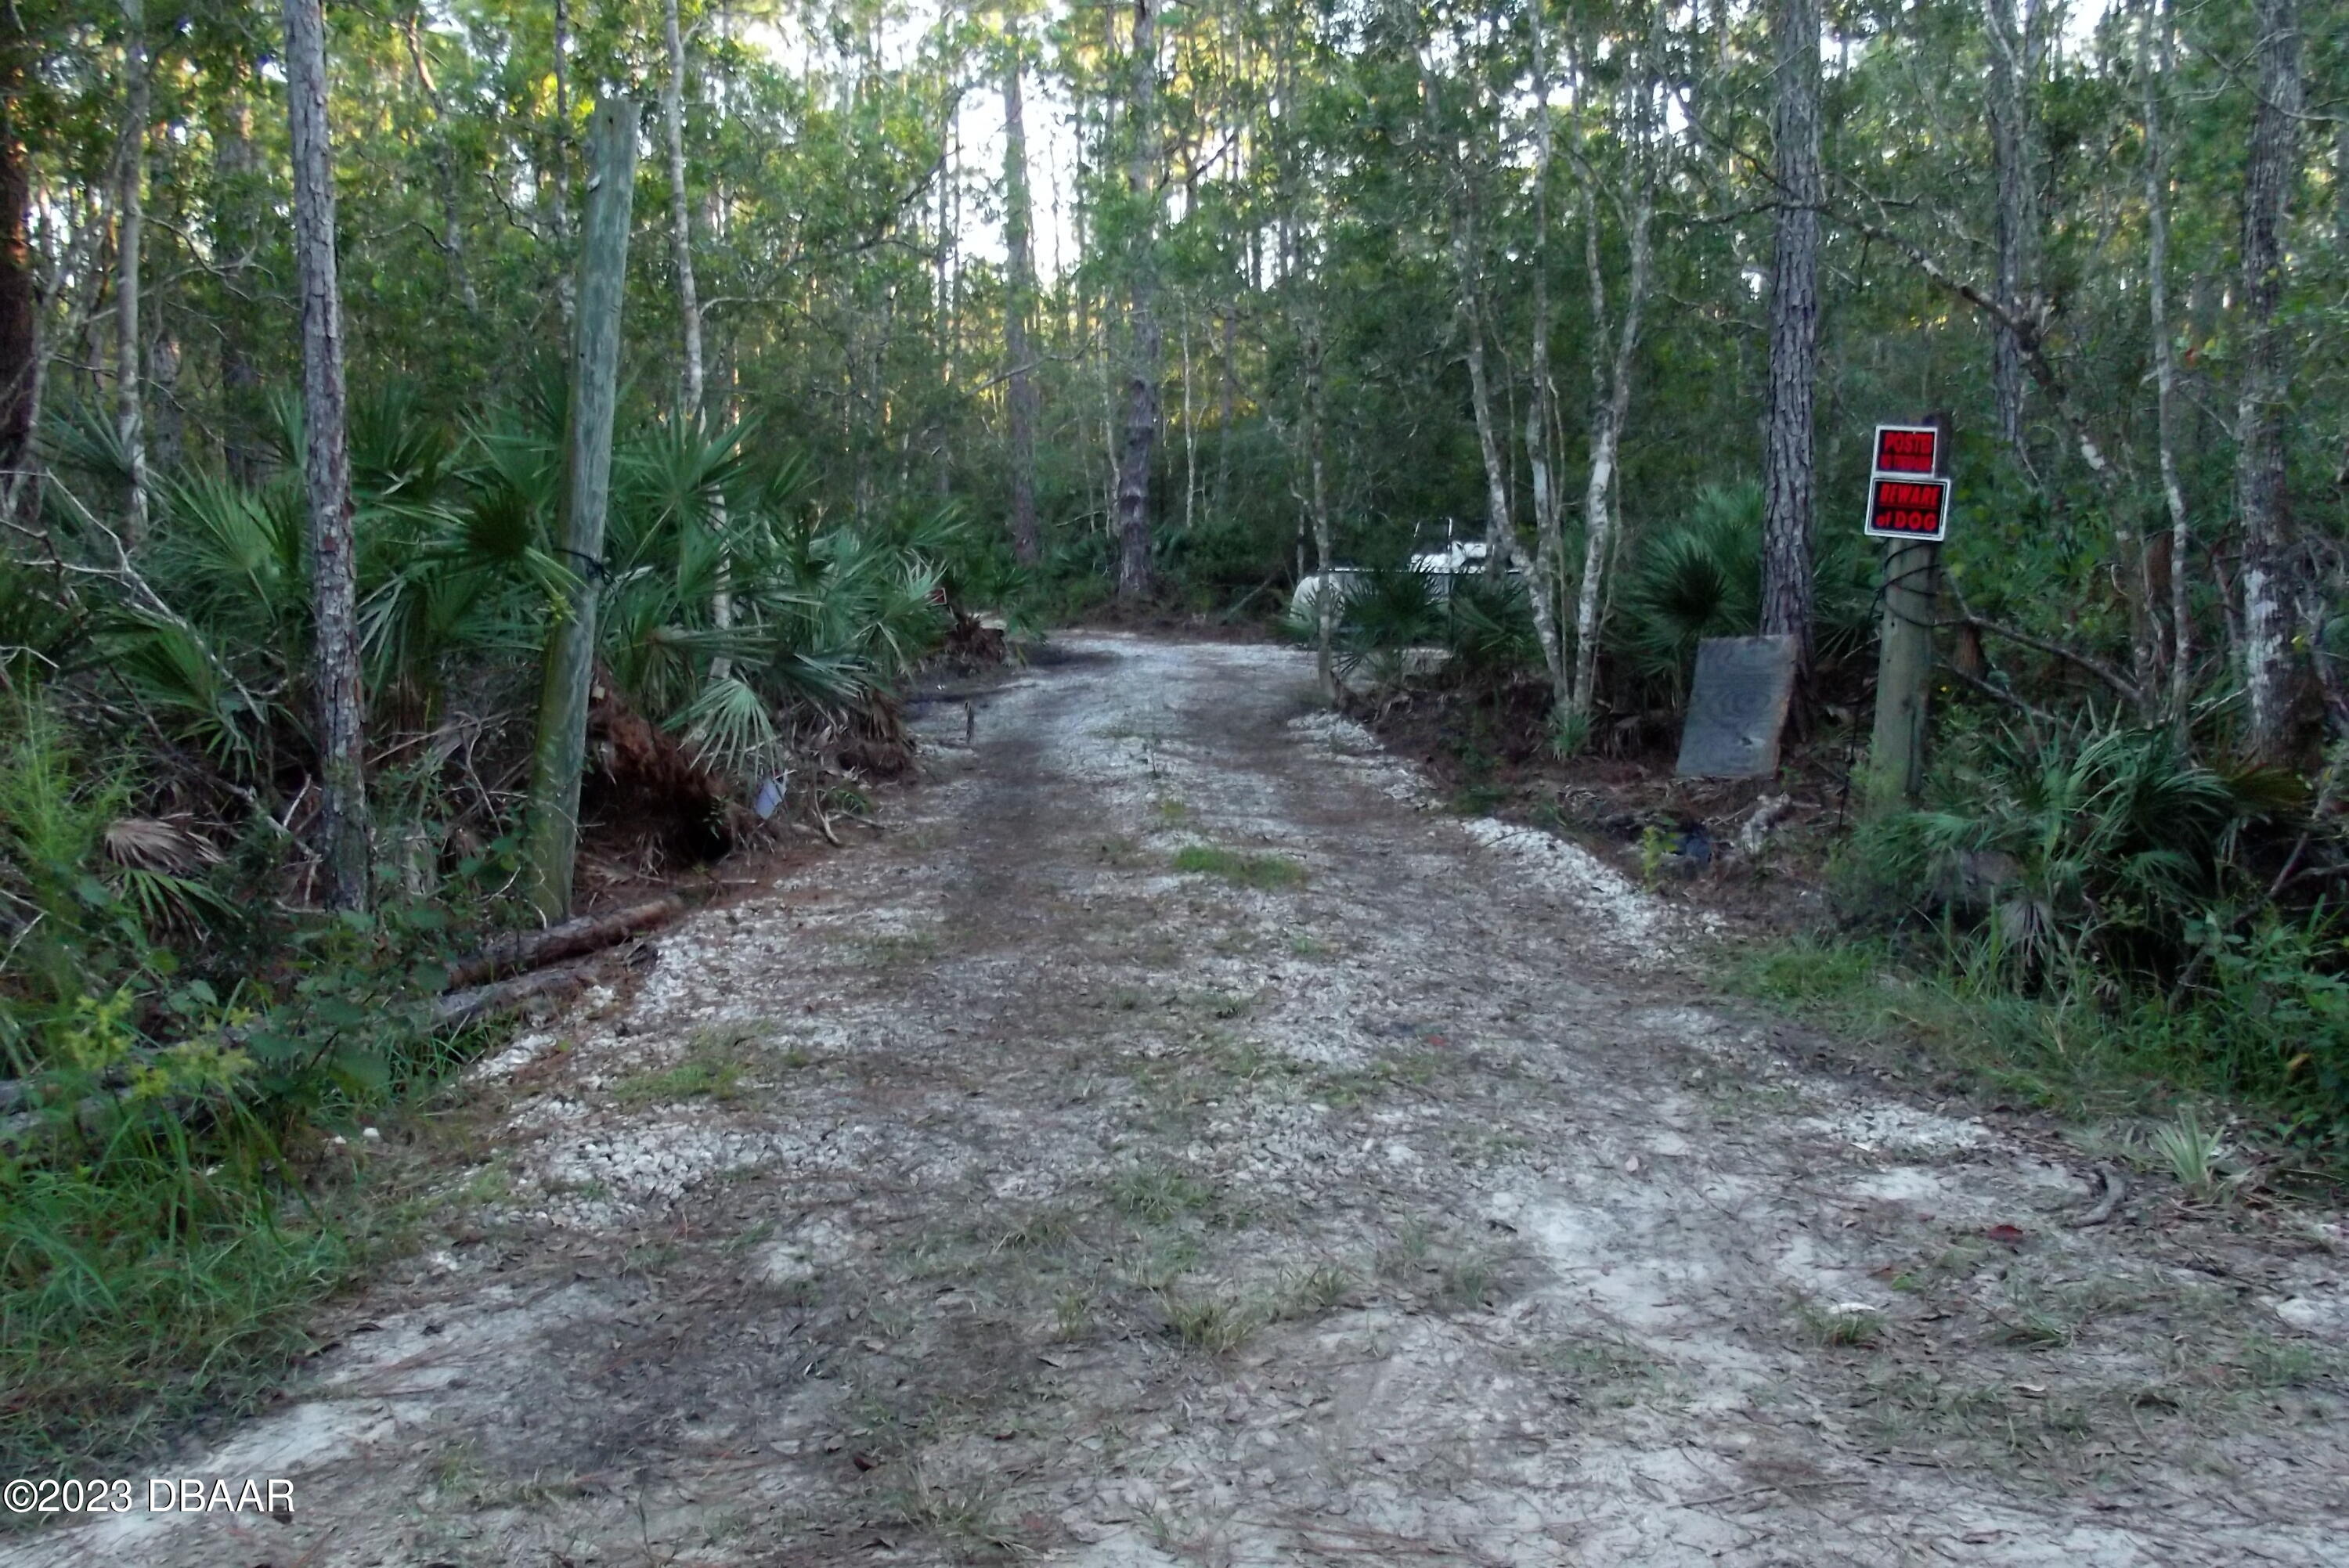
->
548, 0, 576, 324
403, 8, 478, 314
1002, 33, 1041, 564
117, 0, 150, 546
1113, 0, 1161, 600
0, 37, 32, 520
523, 99, 638, 924
1567, 16, 1662, 722
1758, 0, 1822, 661
283, 0, 370, 909
662, 0, 703, 415
2235, 0, 2301, 761
2138, 0, 2192, 734
1305, 323, 1334, 700
1982, 0, 2040, 468
1525, 3, 1564, 705
211, 90, 268, 487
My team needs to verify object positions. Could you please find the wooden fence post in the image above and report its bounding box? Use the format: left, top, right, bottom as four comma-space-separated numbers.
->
522, 98, 638, 923
1867, 411, 1950, 809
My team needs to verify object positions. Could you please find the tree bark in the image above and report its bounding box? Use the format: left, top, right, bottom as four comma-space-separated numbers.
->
1305, 322, 1334, 700
523, 99, 638, 924
2235, 0, 2301, 761
211, 89, 268, 487
403, 7, 478, 315
1525, 3, 1564, 705
2138, 0, 2192, 734
662, 0, 703, 414
0, 32, 32, 520
1758, 0, 1822, 661
1001, 29, 1041, 564
117, 0, 150, 546
283, 0, 370, 909
548, 0, 576, 324
1114, 0, 1161, 600
1982, 0, 2040, 467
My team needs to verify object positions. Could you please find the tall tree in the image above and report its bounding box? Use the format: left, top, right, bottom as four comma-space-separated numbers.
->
1757, 0, 1822, 660
2138, 0, 2191, 731
1982, 0, 2041, 469
282, 0, 370, 908
662, 0, 702, 418
1565, 7, 1662, 722
0, 19, 31, 517
1001, 12, 1041, 565
2236, 0, 2302, 760
116, 0, 150, 545
523, 99, 638, 922
1113, 0, 1161, 600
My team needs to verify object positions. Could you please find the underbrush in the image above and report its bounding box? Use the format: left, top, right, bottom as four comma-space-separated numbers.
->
1745, 723, 2348, 1159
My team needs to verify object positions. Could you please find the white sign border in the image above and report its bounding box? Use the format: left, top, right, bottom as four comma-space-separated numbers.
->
1870, 423, 1942, 480
1864, 473, 1951, 542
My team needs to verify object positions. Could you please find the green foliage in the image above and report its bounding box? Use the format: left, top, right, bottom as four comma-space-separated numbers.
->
1171, 844, 1307, 890
1850, 722, 2289, 985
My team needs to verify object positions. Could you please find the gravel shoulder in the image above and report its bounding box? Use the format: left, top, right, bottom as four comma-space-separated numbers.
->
9, 633, 2345, 1567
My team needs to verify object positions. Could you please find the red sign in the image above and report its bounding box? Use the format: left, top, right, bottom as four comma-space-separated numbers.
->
1872, 424, 1940, 477
1866, 475, 1950, 541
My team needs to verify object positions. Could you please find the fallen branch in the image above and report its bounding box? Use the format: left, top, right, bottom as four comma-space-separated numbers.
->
2070, 1164, 2128, 1228
445, 896, 684, 989
2, 896, 686, 1128
430, 962, 598, 1030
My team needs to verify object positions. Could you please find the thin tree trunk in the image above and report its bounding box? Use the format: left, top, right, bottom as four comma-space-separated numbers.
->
1758, 0, 1822, 660
117, 0, 150, 546
1001, 31, 1041, 564
1114, 0, 1161, 600
1306, 322, 1334, 700
1525, 2, 1564, 705
1567, 16, 1662, 722
1217, 303, 1236, 506
2139, 0, 2192, 734
2235, 0, 2301, 760
1982, 0, 2040, 467
212, 88, 267, 486
283, 0, 370, 909
524, 99, 638, 923
0, 34, 32, 519
662, 0, 704, 414
403, 8, 478, 313
1182, 301, 1199, 535
549, 0, 576, 323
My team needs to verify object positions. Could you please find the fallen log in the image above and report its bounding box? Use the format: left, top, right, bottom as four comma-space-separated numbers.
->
0, 896, 689, 1127
444, 897, 684, 989
429, 963, 597, 1029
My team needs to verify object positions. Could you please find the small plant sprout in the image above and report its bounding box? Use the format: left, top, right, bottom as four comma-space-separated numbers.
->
2149, 1108, 2228, 1199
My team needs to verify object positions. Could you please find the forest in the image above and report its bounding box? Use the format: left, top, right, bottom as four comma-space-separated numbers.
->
0, 0, 2345, 1478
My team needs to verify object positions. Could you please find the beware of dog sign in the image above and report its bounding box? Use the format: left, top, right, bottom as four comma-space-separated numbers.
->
1865, 474, 1951, 541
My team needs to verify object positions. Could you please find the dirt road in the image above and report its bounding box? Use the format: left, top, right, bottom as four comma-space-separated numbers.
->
11, 635, 2344, 1566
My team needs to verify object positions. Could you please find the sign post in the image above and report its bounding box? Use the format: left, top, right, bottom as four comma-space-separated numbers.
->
1866, 417, 1949, 807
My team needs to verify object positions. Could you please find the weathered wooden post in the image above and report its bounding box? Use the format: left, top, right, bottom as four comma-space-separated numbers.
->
523, 98, 639, 924
1866, 413, 1952, 808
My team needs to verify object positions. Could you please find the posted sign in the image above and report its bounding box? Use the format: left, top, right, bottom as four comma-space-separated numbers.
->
1865, 423, 1949, 541
1872, 424, 1940, 477
1867, 475, 1950, 541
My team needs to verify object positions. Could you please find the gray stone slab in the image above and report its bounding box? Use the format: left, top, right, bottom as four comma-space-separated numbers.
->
1675, 634, 1799, 779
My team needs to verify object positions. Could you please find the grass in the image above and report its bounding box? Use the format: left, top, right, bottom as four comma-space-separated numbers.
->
608, 1022, 770, 1108
1799, 1300, 1887, 1349
1734, 938, 2275, 1130
1156, 1288, 1261, 1354
1109, 1164, 1214, 1224
1171, 843, 1306, 890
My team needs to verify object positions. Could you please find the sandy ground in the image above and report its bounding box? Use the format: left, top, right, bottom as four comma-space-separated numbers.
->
8, 634, 2345, 1567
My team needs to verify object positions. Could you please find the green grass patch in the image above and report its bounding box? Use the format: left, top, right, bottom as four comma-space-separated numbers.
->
1731, 936, 2348, 1148
1171, 844, 1306, 890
